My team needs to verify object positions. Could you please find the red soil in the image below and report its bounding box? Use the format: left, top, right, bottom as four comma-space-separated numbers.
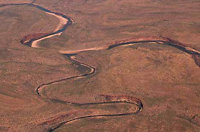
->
100, 94, 142, 106
39, 111, 78, 126
20, 33, 48, 44
192, 54, 200, 67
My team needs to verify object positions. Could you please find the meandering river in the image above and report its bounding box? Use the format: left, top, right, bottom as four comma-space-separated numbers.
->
1, 1, 200, 131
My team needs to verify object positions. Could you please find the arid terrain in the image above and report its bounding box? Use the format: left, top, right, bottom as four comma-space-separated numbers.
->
0, 0, 199, 132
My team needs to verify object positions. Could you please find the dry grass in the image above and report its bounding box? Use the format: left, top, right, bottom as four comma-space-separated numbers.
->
0, 0, 199, 132
0, 4, 78, 131
35, 0, 200, 51
42, 43, 200, 132
0, 0, 32, 4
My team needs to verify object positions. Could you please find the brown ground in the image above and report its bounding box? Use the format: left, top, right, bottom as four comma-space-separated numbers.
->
0, 0, 32, 4
35, 0, 200, 51
0, 0, 199, 132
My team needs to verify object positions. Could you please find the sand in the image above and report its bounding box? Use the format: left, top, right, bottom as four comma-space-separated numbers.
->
31, 11, 68, 48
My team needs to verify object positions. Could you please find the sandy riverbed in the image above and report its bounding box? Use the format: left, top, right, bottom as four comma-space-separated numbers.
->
31, 11, 68, 48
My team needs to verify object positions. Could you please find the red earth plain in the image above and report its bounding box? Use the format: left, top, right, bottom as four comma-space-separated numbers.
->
0, 0, 199, 132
